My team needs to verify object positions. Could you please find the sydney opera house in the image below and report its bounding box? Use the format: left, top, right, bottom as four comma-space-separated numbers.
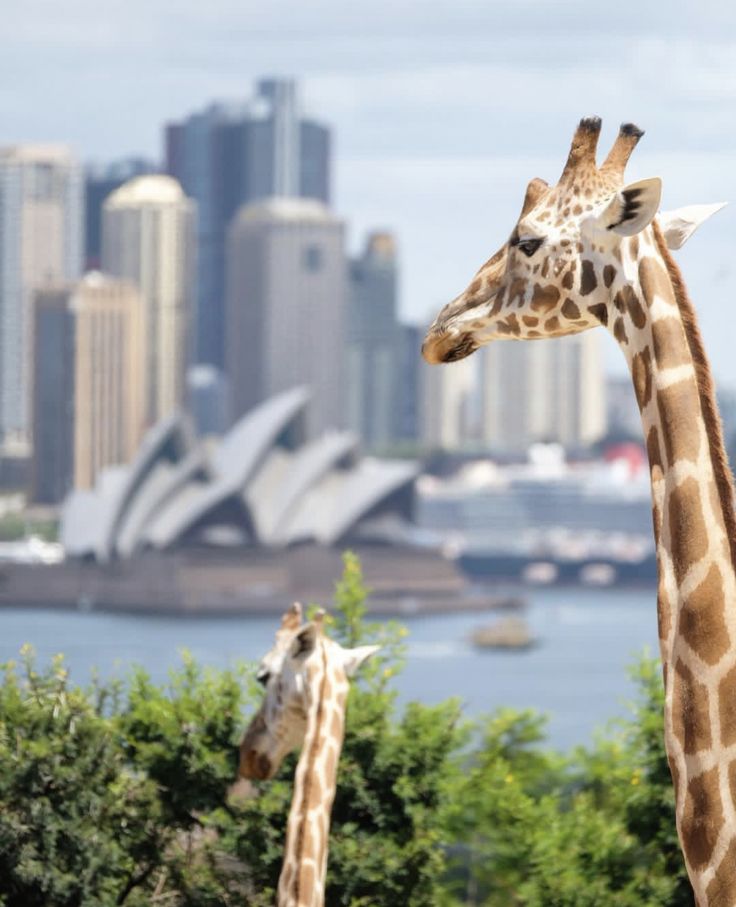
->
61, 387, 419, 563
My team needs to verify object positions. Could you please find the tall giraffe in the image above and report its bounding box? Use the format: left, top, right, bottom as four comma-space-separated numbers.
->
239, 602, 377, 907
422, 116, 734, 905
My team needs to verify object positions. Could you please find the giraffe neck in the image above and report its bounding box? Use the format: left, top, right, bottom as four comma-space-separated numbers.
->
278, 642, 348, 907
618, 222, 736, 904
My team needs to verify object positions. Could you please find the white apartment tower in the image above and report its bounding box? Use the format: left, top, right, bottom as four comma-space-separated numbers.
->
480, 332, 606, 453
102, 175, 196, 426
0, 145, 83, 448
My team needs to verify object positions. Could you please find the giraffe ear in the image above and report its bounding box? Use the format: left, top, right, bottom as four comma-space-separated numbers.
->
290, 623, 319, 661
341, 645, 380, 678
596, 177, 662, 237
659, 202, 727, 250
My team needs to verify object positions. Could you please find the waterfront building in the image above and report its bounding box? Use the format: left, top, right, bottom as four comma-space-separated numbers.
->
346, 232, 399, 449
102, 175, 196, 426
0, 145, 83, 449
226, 197, 346, 438
165, 77, 331, 368
479, 332, 606, 453
61, 387, 418, 562
84, 158, 158, 270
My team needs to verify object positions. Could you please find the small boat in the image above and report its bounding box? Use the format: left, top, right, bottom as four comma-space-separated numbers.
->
469, 617, 537, 651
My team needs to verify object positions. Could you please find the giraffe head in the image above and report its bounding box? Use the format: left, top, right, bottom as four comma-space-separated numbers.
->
239, 602, 378, 781
422, 116, 723, 363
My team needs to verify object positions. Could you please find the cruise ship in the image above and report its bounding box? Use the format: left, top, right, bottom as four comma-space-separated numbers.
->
415, 443, 656, 587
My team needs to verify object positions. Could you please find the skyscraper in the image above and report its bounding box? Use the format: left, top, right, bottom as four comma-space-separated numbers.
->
479, 333, 606, 453
84, 158, 158, 270
30, 274, 146, 500
394, 323, 423, 446
72, 273, 147, 489
165, 78, 331, 368
347, 232, 399, 449
226, 197, 346, 437
0, 145, 83, 449
102, 175, 196, 426
31, 286, 76, 503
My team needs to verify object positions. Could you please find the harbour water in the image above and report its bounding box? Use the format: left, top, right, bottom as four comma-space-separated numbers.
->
0, 585, 660, 751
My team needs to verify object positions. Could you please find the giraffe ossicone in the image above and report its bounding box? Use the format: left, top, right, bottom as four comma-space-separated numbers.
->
423, 116, 735, 906
240, 602, 378, 907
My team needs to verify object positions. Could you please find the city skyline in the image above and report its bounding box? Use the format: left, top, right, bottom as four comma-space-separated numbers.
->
3, 2, 736, 389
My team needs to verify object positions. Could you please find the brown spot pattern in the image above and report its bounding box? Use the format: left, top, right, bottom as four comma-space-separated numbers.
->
546, 317, 560, 332
707, 838, 736, 906
580, 260, 597, 295
522, 315, 538, 327
657, 380, 702, 467
639, 256, 675, 308
508, 278, 526, 307
679, 564, 730, 666
561, 269, 574, 290
719, 667, 736, 748
651, 318, 689, 370
623, 286, 646, 328
603, 264, 616, 288
679, 766, 722, 869
631, 348, 652, 410
588, 303, 608, 326
531, 283, 560, 313
672, 658, 712, 755
646, 426, 662, 474
613, 316, 628, 345
561, 298, 580, 320
668, 477, 709, 584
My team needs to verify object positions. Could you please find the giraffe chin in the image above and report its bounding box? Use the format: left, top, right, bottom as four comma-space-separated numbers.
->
422, 331, 478, 364
239, 749, 274, 781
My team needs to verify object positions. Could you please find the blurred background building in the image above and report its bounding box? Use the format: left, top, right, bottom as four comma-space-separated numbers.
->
31, 274, 146, 503
479, 333, 606, 454
0, 145, 83, 453
84, 158, 158, 270
102, 174, 196, 427
165, 78, 330, 370
226, 197, 346, 438
346, 232, 399, 451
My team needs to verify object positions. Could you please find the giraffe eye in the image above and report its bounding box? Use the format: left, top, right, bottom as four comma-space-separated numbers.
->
517, 237, 544, 257
256, 669, 270, 687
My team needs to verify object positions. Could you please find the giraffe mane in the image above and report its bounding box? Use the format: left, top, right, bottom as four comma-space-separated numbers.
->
652, 219, 736, 569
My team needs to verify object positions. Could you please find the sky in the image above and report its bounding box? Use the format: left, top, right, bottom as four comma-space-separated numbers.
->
3, 0, 736, 384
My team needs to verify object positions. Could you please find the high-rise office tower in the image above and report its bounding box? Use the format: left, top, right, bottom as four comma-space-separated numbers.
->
394, 323, 423, 445
31, 286, 76, 504
165, 78, 331, 368
226, 198, 346, 438
0, 145, 83, 449
347, 232, 399, 449
480, 333, 606, 453
73, 273, 147, 489
30, 274, 146, 500
102, 175, 196, 427
84, 158, 158, 270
